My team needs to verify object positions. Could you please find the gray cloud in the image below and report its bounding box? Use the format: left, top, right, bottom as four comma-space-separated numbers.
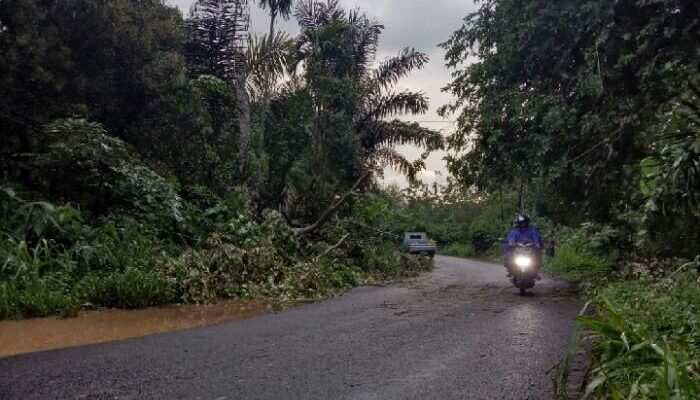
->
167, 0, 477, 186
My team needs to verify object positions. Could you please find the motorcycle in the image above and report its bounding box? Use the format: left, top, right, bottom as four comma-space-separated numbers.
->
508, 242, 542, 295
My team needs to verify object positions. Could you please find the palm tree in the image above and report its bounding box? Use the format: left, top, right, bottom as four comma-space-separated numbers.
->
245, 31, 295, 102
293, 0, 443, 180
186, 0, 252, 157
358, 47, 441, 180
257, 0, 294, 39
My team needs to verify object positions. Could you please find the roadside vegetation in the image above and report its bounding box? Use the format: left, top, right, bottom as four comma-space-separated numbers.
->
1, 0, 697, 398
440, 0, 699, 398
548, 225, 699, 399
0, 0, 436, 319
0, 181, 430, 319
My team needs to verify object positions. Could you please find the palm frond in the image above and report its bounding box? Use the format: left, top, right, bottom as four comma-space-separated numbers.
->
292, 2, 382, 77
372, 48, 428, 90
365, 120, 443, 149
346, 9, 383, 73
364, 91, 429, 120
257, 0, 295, 19
246, 32, 295, 101
294, 0, 344, 31
371, 147, 423, 181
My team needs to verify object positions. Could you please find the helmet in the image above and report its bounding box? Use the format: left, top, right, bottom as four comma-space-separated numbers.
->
516, 215, 530, 226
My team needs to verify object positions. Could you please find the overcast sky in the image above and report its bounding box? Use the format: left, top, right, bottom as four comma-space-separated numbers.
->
167, 0, 477, 187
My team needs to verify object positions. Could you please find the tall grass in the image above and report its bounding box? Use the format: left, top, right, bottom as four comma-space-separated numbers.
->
548, 241, 613, 284
552, 226, 700, 399
546, 224, 616, 286
440, 243, 475, 258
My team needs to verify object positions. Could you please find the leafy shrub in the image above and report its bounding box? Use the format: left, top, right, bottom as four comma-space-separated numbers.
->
112, 163, 185, 226
78, 268, 173, 309
556, 259, 700, 399
166, 242, 285, 302
0, 183, 432, 319
0, 280, 79, 319
269, 260, 358, 301
181, 189, 265, 247
547, 224, 616, 284
565, 274, 699, 398
0, 236, 81, 318
83, 218, 174, 272
548, 241, 613, 283
25, 118, 185, 226
440, 243, 475, 258
466, 215, 507, 254
0, 188, 179, 317
0, 188, 87, 246
350, 241, 431, 279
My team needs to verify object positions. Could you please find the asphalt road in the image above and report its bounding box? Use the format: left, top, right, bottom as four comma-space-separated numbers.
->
0, 256, 581, 400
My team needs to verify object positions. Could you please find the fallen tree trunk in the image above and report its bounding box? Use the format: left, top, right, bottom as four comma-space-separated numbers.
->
293, 170, 372, 236
316, 234, 350, 260
346, 219, 400, 239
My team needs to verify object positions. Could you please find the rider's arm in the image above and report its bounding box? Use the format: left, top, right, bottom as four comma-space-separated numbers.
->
505, 230, 517, 248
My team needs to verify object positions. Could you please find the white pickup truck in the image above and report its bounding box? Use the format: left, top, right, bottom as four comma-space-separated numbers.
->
403, 232, 437, 259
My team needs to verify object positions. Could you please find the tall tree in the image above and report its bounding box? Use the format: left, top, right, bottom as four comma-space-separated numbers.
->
246, 32, 295, 102
257, 0, 294, 39
0, 0, 186, 180
441, 0, 699, 254
185, 0, 252, 158
261, 0, 441, 220
295, 0, 442, 180
186, 0, 249, 80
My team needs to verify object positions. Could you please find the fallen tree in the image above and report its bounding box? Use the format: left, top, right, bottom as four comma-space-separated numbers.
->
293, 170, 372, 236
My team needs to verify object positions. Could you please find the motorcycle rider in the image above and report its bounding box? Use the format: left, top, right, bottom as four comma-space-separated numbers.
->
503, 215, 543, 277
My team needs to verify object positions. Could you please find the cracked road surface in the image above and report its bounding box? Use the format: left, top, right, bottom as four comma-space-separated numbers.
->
0, 256, 581, 400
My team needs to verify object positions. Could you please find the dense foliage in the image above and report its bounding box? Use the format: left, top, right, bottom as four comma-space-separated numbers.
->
548, 225, 699, 399
0, 0, 438, 319
2, 0, 697, 397
440, 1, 699, 397
0, 180, 430, 318
441, 0, 699, 258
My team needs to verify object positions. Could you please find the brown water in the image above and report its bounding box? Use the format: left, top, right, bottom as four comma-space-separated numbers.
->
0, 300, 286, 357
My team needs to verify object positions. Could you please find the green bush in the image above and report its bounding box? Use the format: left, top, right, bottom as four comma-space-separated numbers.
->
0, 280, 79, 319
25, 119, 185, 225
559, 266, 700, 399
0, 188, 180, 317
270, 260, 359, 300
440, 243, 475, 258
166, 242, 286, 302
343, 240, 429, 279
546, 224, 616, 284
0, 236, 80, 318
0, 183, 432, 319
548, 241, 613, 283
555, 254, 700, 399
78, 268, 173, 309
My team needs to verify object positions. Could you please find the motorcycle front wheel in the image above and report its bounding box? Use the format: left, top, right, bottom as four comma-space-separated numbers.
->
519, 282, 527, 296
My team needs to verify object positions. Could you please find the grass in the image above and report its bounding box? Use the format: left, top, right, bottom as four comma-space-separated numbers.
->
551, 230, 700, 399
546, 243, 613, 285
440, 243, 475, 258
560, 276, 700, 399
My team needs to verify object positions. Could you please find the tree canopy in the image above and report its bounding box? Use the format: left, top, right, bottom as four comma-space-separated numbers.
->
441, 0, 699, 256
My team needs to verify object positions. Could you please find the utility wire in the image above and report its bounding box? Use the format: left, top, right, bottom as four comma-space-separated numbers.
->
403, 120, 457, 123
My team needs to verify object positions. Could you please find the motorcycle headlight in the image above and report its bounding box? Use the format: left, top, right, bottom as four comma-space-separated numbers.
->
514, 255, 532, 269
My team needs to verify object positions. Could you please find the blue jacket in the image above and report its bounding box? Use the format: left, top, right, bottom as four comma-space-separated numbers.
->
504, 227, 543, 254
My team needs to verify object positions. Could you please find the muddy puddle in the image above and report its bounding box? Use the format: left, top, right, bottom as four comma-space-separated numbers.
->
0, 300, 288, 357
